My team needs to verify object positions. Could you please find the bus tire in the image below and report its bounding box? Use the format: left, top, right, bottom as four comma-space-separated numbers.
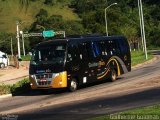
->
109, 69, 117, 82
0, 63, 5, 69
68, 78, 78, 92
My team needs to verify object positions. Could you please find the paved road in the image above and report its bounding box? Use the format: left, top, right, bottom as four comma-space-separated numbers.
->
0, 51, 160, 120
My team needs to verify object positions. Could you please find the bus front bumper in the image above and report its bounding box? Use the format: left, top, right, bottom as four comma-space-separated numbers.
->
29, 71, 67, 89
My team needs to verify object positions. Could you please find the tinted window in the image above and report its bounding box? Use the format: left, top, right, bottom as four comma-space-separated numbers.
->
67, 44, 79, 61
78, 43, 88, 60
91, 42, 101, 58
118, 38, 129, 53
31, 44, 66, 64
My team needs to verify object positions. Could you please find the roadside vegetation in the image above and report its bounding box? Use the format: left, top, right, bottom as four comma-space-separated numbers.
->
90, 105, 160, 120
0, 78, 30, 95
131, 50, 153, 66
0, 84, 11, 95
21, 55, 31, 61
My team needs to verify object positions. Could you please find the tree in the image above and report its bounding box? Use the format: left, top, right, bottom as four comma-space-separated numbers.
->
0, 33, 17, 54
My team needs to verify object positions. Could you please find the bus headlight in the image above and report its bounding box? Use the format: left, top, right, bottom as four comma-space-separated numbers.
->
30, 75, 35, 79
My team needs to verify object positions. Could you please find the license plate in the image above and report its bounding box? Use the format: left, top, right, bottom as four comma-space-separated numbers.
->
40, 79, 47, 82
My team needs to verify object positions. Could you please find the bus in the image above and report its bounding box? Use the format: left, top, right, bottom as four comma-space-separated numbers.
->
29, 35, 131, 92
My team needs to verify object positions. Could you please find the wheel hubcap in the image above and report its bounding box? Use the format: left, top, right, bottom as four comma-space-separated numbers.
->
112, 72, 116, 80
71, 81, 77, 90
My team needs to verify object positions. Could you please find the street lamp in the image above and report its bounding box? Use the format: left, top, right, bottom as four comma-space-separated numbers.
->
105, 3, 117, 36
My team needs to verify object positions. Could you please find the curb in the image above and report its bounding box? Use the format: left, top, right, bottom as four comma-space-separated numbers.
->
0, 94, 12, 100
132, 56, 158, 69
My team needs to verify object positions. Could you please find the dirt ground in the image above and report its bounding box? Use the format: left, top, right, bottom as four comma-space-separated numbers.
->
0, 61, 29, 85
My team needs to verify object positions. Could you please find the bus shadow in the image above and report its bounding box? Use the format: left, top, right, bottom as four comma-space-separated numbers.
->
79, 77, 123, 90
12, 77, 124, 97
12, 88, 68, 97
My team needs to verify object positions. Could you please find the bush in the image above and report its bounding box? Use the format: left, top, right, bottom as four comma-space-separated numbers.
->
11, 78, 30, 95
0, 78, 30, 95
0, 84, 11, 95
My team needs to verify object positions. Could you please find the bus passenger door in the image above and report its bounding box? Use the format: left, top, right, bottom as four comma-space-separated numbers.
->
66, 44, 81, 80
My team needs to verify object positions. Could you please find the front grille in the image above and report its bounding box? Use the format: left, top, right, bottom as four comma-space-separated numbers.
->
37, 81, 51, 86
35, 73, 52, 86
36, 74, 52, 79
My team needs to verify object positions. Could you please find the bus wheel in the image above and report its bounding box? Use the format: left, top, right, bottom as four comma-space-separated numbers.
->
68, 78, 78, 92
0, 63, 5, 69
109, 69, 117, 82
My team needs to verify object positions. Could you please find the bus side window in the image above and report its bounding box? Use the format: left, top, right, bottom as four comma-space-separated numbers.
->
111, 40, 116, 54
86, 42, 94, 59
105, 41, 110, 56
105, 40, 116, 55
91, 42, 101, 58
78, 43, 88, 60
99, 41, 107, 56
118, 38, 129, 54
114, 39, 121, 54
67, 44, 79, 62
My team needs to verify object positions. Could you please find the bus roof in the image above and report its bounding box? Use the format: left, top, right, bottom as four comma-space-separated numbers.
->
37, 35, 126, 47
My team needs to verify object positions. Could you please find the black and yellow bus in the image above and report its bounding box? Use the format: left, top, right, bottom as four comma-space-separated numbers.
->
29, 35, 131, 92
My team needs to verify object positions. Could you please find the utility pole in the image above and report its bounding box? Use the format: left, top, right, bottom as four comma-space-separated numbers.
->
16, 21, 21, 59
138, 0, 144, 52
139, 0, 148, 60
11, 37, 13, 56
20, 31, 26, 56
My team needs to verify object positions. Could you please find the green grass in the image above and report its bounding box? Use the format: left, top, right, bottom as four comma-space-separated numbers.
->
0, 84, 11, 95
0, 0, 79, 33
131, 50, 153, 66
21, 55, 31, 61
90, 105, 160, 120
0, 78, 30, 95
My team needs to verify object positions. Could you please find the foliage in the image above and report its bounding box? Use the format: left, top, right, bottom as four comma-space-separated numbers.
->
44, 0, 54, 6
0, 32, 17, 54
70, 0, 160, 48
0, 0, 160, 52
0, 84, 11, 95
131, 50, 153, 66
0, 78, 30, 95
0, 32, 31, 55
21, 55, 31, 61
10, 78, 30, 95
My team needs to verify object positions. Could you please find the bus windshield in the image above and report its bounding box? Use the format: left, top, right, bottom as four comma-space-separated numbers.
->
31, 44, 66, 64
